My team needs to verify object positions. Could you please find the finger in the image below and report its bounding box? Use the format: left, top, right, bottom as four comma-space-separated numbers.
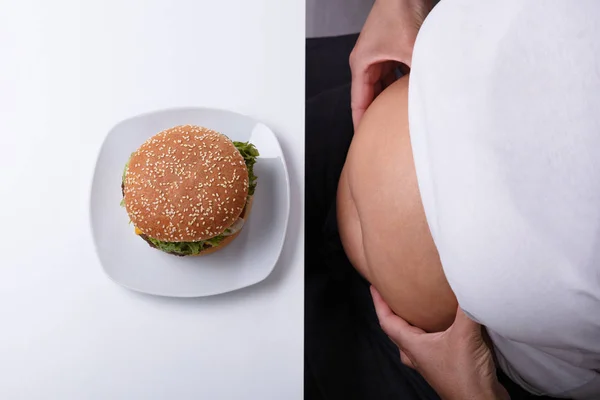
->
370, 285, 395, 320
351, 77, 374, 129
370, 286, 424, 343
400, 350, 416, 369
452, 306, 483, 337
352, 109, 365, 130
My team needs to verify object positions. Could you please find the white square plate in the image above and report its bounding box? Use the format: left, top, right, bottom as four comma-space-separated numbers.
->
90, 108, 290, 297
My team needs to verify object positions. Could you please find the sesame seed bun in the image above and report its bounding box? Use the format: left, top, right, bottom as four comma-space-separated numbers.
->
123, 125, 249, 242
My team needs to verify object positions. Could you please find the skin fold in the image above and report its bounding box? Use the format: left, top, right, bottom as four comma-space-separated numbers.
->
337, 74, 457, 333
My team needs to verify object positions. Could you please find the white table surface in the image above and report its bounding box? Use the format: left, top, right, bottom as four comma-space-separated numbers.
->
0, 1, 304, 399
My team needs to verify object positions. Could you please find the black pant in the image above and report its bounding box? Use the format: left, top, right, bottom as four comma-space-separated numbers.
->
304, 34, 561, 400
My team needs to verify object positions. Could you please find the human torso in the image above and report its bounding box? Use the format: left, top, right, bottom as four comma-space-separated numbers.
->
409, 0, 600, 397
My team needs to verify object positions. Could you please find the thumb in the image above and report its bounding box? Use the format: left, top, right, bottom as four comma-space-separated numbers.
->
452, 306, 483, 338
370, 286, 425, 345
352, 109, 366, 130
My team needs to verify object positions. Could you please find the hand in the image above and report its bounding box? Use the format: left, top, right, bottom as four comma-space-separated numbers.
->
371, 286, 510, 400
350, 0, 432, 128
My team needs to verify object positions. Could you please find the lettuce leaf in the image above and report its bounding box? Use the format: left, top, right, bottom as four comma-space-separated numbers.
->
122, 155, 131, 182
233, 141, 259, 196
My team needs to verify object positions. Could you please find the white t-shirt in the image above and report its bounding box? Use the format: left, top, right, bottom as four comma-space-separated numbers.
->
409, 0, 600, 398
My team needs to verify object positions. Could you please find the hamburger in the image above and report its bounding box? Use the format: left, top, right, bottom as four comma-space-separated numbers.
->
120, 124, 259, 256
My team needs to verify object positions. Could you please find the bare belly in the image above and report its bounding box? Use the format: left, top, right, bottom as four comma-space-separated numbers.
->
337, 75, 457, 332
